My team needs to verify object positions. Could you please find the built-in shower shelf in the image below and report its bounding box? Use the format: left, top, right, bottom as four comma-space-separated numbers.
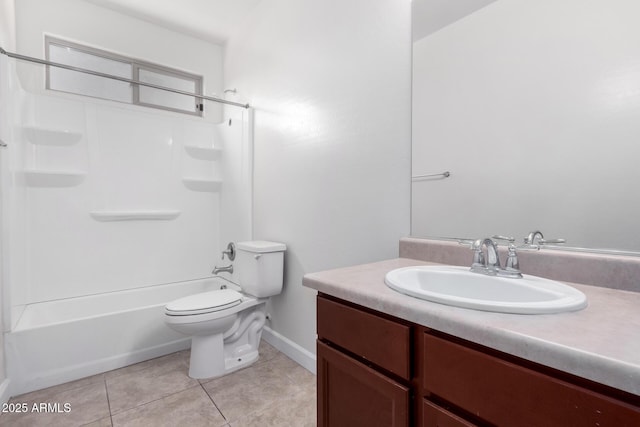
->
90, 210, 181, 221
182, 178, 222, 192
24, 169, 86, 187
183, 145, 222, 161
24, 126, 83, 146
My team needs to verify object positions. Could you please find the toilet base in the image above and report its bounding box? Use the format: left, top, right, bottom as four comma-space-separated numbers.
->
189, 333, 224, 379
188, 335, 261, 379
185, 307, 266, 379
222, 349, 260, 375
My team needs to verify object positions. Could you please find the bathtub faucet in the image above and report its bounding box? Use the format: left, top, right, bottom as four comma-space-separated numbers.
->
212, 264, 233, 275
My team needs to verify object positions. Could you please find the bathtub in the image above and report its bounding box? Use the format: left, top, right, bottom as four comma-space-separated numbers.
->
5, 277, 235, 396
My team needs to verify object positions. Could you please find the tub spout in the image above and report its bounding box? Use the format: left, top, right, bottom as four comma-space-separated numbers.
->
212, 264, 233, 275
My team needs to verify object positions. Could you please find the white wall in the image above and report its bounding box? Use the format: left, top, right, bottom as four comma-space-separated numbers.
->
224, 0, 412, 355
0, 0, 15, 51
412, 0, 640, 251
0, 0, 16, 402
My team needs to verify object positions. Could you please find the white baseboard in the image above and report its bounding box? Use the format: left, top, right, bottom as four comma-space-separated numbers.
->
0, 378, 11, 405
8, 338, 190, 397
262, 326, 316, 375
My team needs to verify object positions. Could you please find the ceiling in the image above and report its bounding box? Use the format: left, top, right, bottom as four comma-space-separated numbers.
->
84, 0, 498, 45
412, 0, 498, 41
84, 0, 263, 44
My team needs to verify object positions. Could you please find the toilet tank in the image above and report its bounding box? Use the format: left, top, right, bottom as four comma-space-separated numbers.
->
235, 241, 286, 297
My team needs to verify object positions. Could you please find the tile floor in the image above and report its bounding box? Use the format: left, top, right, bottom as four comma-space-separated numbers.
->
0, 340, 316, 427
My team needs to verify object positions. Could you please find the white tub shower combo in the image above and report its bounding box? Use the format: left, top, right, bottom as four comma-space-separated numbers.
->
0, 52, 255, 396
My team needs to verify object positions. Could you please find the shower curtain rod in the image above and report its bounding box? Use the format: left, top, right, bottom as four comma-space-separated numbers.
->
0, 46, 250, 109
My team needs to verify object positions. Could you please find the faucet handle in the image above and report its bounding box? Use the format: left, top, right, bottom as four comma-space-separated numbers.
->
505, 244, 519, 270
498, 243, 523, 278
516, 244, 541, 251
464, 239, 484, 268
490, 237, 525, 278
221, 242, 236, 261
492, 235, 515, 243
523, 230, 566, 249
538, 238, 566, 245
458, 238, 484, 266
456, 238, 475, 248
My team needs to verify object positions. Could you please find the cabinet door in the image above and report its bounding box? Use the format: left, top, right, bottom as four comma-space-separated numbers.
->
423, 333, 640, 427
317, 341, 410, 427
422, 400, 477, 427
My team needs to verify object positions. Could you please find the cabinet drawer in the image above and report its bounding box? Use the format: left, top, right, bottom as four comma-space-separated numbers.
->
318, 341, 410, 427
423, 333, 640, 427
317, 296, 410, 380
422, 400, 477, 427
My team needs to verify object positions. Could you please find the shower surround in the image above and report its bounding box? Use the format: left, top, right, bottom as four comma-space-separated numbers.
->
0, 55, 253, 395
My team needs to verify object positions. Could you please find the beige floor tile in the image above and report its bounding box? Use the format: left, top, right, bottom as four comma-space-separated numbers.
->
0, 382, 110, 427
0, 340, 316, 426
111, 386, 227, 427
230, 386, 316, 427
268, 353, 316, 388
106, 352, 199, 414
256, 340, 280, 365
256, 352, 299, 373
10, 373, 106, 404
202, 355, 301, 423
105, 350, 190, 380
82, 416, 113, 426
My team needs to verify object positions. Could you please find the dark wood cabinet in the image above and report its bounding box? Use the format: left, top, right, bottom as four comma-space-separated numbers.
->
317, 295, 411, 380
423, 333, 640, 427
422, 400, 476, 427
317, 341, 410, 427
317, 294, 640, 427
317, 295, 411, 426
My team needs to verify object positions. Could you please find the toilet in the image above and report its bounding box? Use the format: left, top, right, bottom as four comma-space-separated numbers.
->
164, 240, 286, 379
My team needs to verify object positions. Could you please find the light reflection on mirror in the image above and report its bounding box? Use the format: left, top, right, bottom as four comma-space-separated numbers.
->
411, 0, 640, 254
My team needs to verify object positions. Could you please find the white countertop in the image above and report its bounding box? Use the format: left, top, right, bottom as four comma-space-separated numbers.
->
303, 258, 640, 396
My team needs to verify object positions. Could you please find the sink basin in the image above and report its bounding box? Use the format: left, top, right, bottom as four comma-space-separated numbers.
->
385, 265, 587, 314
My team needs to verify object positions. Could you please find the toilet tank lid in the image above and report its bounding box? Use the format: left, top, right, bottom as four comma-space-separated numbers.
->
236, 240, 286, 253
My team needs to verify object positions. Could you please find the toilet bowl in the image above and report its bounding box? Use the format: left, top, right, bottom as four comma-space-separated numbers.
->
164, 241, 285, 379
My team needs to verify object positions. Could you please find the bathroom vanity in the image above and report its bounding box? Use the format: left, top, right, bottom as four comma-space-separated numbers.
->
305, 241, 640, 426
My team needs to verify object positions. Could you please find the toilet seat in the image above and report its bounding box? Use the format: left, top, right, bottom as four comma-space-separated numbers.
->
165, 289, 243, 316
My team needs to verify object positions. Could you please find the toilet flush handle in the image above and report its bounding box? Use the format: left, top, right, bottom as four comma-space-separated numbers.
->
254, 254, 261, 260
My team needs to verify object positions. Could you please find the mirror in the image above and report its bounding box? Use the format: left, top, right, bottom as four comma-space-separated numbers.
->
411, 0, 640, 253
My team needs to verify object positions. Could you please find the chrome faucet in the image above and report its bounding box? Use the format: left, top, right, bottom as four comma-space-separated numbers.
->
212, 264, 233, 275
471, 238, 501, 275
524, 230, 566, 247
213, 243, 236, 275
470, 237, 522, 278
525, 230, 544, 246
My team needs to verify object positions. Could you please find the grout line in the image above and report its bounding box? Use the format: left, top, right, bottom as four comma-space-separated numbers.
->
201, 382, 228, 422
107, 384, 202, 417
103, 377, 114, 426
